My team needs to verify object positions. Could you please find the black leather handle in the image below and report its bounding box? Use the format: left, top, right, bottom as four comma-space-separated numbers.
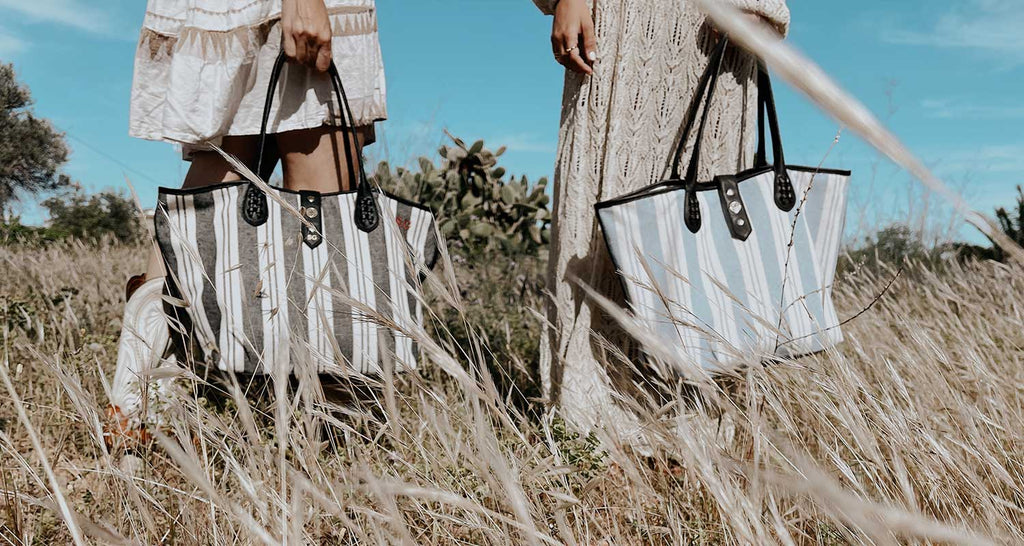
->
327, 60, 379, 232
753, 69, 795, 212
669, 37, 730, 184
243, 51, 379, 233
668, 38, 797, 234
669, 37, 729, 234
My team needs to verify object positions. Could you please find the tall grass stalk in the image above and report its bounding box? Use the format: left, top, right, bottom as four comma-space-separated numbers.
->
2, 4, 1023, 540
1, 237, 1022, 544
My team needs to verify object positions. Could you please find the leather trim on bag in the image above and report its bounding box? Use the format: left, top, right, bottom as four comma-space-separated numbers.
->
593, 164, 853, 211
156, 181, 434, 214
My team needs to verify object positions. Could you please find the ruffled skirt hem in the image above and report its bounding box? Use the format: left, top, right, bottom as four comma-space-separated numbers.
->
129, 2, 387, 146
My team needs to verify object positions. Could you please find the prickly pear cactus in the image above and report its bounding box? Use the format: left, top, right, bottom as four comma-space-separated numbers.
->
373, 133, 550, 258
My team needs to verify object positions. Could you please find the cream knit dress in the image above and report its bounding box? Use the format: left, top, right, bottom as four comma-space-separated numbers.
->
533, 0, 790, 441
130, 0, 387, 150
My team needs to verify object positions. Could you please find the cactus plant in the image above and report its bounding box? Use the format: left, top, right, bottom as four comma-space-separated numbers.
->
373, 133, 550, 258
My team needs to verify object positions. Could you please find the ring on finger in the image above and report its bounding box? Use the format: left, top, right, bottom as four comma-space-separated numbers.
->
555, 46, 578, 58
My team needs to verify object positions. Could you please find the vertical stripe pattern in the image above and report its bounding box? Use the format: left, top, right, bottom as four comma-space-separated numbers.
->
162, 193, 219, 363
321, 195, 353, 376
213, 186, 245, 372
154, 184, 439, 376
257, 196, 290, 374
597, 167, 850, 374
339, 193, 379, 374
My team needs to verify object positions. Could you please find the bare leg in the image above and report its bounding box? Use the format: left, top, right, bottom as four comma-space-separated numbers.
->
182, 136, 264, 187
144, 135, 275, 280
144, 124, 366, 280
277, 125, 368, 192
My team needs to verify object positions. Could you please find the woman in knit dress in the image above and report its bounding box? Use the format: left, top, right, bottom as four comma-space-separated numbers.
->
532, 0, 789, 441
109, 0, 386, 429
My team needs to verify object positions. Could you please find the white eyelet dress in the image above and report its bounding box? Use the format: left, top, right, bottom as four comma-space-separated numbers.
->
129, 0, 387, 151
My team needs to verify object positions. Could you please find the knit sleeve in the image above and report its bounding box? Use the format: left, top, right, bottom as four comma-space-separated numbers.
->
722, 0, 790, 36
532, 0, 557, 16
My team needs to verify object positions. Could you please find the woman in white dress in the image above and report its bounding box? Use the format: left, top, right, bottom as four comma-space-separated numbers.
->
533, 0, 789, 442
134, 0, 387, 277
108, 0, 387, 432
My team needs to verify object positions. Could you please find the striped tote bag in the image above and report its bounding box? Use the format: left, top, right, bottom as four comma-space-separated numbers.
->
595, 39, 850, 374
155, 53, 440, 376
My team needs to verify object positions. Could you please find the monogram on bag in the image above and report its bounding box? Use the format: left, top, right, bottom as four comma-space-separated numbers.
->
155, 52, 440, 376
595, 38, 851, 374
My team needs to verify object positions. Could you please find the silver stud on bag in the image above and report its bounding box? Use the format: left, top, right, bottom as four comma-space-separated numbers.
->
737, 218, 746, 226
726, 188, 736, 197
729, 201, 743, 214
304, 207, 319, 219
305, 232, 320, 243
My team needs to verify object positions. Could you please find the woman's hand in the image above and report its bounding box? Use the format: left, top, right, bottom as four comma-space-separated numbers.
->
281, 0, 333, 72
551, 0, 596, 75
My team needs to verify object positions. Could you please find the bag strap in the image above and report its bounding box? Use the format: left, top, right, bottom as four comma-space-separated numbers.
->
752, 69, 795, 212
327, 60, 379, 232
668, 38, 799, 234
242, 52, 380, 233
669, 37, 730, 184
668, 37, 729, 233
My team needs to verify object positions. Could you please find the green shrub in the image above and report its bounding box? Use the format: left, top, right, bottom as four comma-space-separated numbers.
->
838, 223, 952, 277
40, 189, 143, 244
1, 189, 144, 247
436, 251, 547, 415
0, 216, 63, 244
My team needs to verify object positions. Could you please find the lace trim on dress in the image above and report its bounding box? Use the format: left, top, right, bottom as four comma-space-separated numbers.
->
143, 4, 372, 24
138, 8, 378, 60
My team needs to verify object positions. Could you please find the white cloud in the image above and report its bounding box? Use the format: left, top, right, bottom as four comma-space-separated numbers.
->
883, 0, 1024, 61
0, 28, 26, 56
921, 98, 1024, 120
0, 0, 109, 35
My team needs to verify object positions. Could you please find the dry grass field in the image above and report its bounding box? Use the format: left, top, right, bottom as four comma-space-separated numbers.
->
0, 239, 1022, 545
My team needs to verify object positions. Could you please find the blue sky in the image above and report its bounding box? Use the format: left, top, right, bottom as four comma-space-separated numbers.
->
1, 0, 1021, 243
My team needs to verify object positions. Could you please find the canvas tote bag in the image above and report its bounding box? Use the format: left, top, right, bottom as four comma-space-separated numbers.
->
155, 53, 440, 376
595, 38, 851, 373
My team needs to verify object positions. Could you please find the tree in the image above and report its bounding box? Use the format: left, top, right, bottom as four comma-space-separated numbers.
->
839, 223, 935, 275
40, 189, 143, 244
0, 63, 71, 220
